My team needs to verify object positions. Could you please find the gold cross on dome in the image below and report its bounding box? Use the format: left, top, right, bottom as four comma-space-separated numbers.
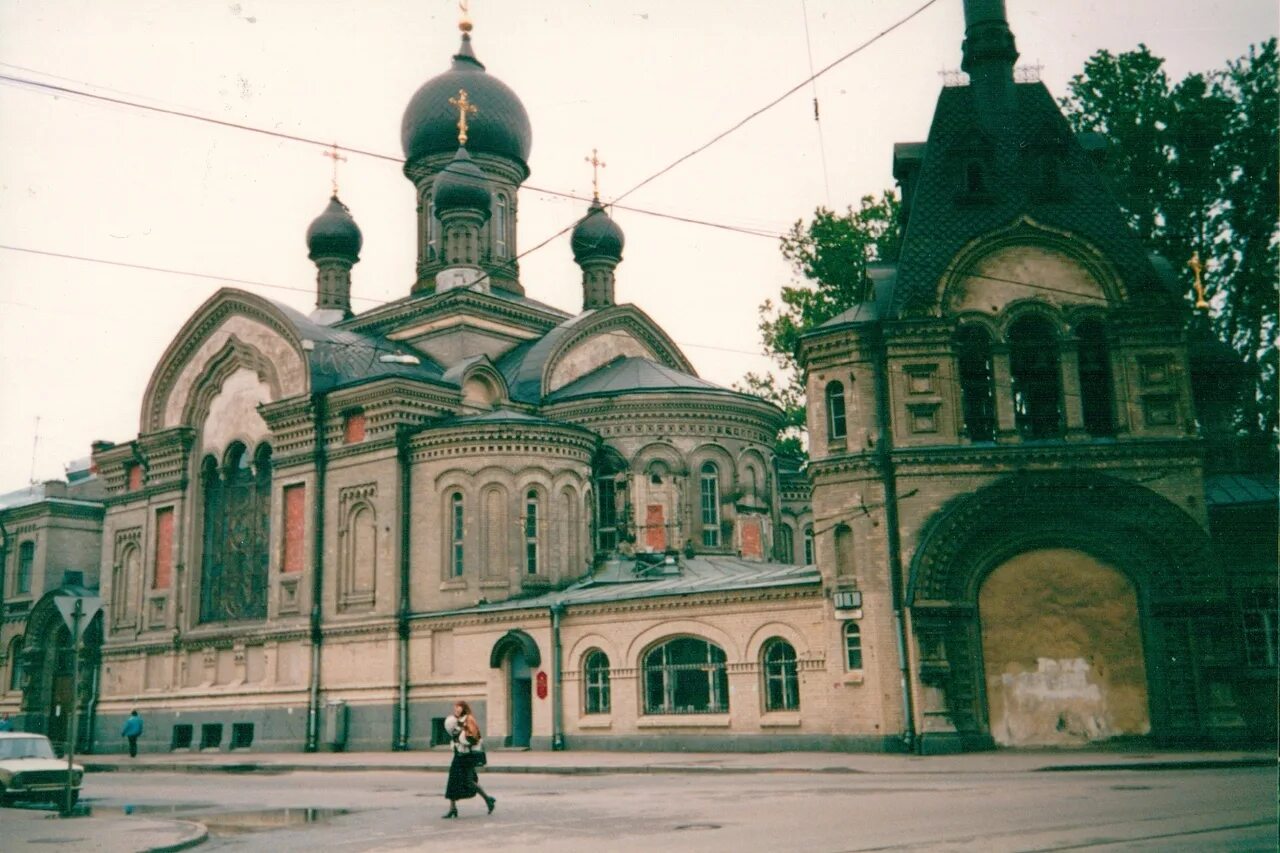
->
322, 143, 347, 196
449, 89, 478, 146
1188, 252, 1210, 310
585, 148, 606, 201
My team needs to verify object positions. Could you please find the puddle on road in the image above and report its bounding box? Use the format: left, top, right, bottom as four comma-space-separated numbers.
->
95, 804, 350, 835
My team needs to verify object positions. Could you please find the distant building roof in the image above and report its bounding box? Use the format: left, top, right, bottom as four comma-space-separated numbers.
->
1205, 474, 1279, 508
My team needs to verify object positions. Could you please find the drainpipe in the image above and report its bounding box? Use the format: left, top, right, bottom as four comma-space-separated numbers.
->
305, 393, 328, 753
870, 321, 917, 753
549, 601, 565, 750
84, 649, 100, 753
394, 427, 412, 751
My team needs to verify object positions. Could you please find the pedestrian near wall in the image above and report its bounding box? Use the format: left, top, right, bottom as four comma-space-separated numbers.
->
121, 710, 143, 757
442, 700, 495, 819
0, 712, 13, 731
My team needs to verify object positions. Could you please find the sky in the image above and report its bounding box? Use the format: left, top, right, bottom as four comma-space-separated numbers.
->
0, 0, 1275, 488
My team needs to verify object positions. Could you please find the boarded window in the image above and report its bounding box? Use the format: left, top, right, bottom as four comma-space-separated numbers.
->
343, 411, 366, 444
282, 484, 306, 574
153, 507, 175, 589
834, 523, 855, 577
127, 463, 143, 491
346, 504, 376, 600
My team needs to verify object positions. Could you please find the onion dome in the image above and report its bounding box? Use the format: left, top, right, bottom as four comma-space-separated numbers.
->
306, 196, 362, 261
571, 200, 625, 264
401, 33, 532, 168
432, 147, 493, 218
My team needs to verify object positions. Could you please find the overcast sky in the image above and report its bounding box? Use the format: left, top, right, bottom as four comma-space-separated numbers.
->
0, 0, 1275, 488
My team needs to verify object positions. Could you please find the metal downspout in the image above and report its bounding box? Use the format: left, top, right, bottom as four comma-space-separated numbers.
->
871, 321, 917, 753
85, 651, 100, 753
550, 602, 565, 750
394, 428, 412, 751
305, 393, 328, 752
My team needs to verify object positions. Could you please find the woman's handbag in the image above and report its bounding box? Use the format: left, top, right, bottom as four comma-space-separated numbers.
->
472, 746, 487, 767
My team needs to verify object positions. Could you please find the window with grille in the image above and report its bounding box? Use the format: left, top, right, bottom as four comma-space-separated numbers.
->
844, 622, 863, 670
583, 649, 611, 714
700, 463, 720, 547
643, 637, 728, 715
763, 639, 799, 711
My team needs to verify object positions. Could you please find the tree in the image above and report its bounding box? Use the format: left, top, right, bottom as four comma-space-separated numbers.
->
1060, 41, 1278, 439
739, 192, 900, 456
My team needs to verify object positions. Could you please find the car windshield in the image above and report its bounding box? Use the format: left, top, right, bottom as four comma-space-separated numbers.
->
0, 736, 57, 760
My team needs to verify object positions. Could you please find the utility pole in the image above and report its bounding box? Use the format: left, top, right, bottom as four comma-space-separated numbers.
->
63, 597, 82, 816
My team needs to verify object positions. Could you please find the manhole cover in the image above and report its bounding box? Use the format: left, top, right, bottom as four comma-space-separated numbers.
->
674, 823, 721, 831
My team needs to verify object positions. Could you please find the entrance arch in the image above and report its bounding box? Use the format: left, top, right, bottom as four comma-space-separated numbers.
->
17, 588, 104, 752
490, 630, 540, 748
979, 549, 1149, 746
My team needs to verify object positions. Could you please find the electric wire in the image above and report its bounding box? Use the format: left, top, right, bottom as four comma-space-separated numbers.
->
799, 0, 833, 204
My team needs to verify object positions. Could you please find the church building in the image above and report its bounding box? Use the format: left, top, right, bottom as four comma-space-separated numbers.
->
1, 1, 1271, 754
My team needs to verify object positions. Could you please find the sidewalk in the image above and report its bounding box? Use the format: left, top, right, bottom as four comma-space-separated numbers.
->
5, 748, 1271, 852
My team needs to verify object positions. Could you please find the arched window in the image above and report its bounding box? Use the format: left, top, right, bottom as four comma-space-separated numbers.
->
1077, 320, 1115, 438
1009, 317, 1064, 439
112, 543, 140, 627
8, 638, 23, 691
825, 381, 847, 440
762, 638, 800, 711
199, 442, 270, 623
956, 325, 995, 441
643, 637, 728, 715
594, 451, 627, 553
426, 197, 439, 261
342, 503, 377, 606
561, 486, 580, 576
699, 462, 721, 548
15, 540, 33, 595
803, 525, 814, 565
524, 490, 540, 575
844, 623, 863, 670
450, 492, 465, 577
583, 649, 611, 714
777, 524, 795, 564
494, 194, 509, 258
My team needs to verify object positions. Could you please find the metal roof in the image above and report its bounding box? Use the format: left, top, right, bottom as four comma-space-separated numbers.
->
545, 356, 740, 403
1205, 474, 1279, 508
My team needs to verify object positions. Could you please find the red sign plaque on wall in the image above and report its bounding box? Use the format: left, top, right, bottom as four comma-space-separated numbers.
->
536, 670, 548, 699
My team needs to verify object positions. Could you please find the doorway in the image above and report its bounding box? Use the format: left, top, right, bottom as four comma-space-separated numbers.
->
509, 648, 532, 748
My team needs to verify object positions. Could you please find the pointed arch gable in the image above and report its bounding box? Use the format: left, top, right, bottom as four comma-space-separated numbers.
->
543, 305, 696, 395
142, 288, 310, 432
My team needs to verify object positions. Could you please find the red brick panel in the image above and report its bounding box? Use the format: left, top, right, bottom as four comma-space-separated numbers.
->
645, 504, 666, 552
153, 507, 174, 589
127, 464, 143, 491
282, 484, 306, 573
740, 517, 763, 559
343, 412, 366, 444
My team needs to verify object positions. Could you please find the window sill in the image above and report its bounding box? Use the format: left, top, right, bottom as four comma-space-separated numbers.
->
760, 711, 801, 727
478, 579, 510, 590
637, 714, 730, 729
439, 579, 467, 591
842, 671, 865, 685
577, 715, 612, 729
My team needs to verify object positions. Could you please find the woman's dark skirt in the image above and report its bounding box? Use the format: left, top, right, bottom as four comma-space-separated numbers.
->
444, 751, 480, 800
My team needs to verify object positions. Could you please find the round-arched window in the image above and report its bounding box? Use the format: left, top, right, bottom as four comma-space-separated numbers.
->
642, 637, 728, 715
762, 638, 799, 711
583, 649, 611, 715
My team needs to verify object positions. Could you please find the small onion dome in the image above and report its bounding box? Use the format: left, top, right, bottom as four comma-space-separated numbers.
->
571, 200, 624, 264
306, 196, 362, 261
401, 34, 532, 168
432, 147, 493, 218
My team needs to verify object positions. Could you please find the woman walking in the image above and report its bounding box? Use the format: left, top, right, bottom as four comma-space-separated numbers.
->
442, 700, 495, 819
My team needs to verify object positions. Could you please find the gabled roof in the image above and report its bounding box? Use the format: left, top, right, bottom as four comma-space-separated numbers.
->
890, 82, 1173, 318
545, 356, 737, 403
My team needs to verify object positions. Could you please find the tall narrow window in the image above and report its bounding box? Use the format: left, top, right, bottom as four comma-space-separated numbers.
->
7, 638, 22, 691
699, 462, 720, 547
844, 622, 863, 670
1077, 320, 1115, 438
450, 492, 465, 577
956, 325, 996, 441
524, 490, 540, 575
595, 476, 617, 552
153, 507, 175, 590
113, 543, 139, 627
494, 195, 509, 258
426, 198, 439, 261
763, 639, 800, 711
643, 637, 728, 715
825, 381, 847, 440
1009, 317, 1063, 439
342, 410, 366, 444
834, 523, 855, 577
281, 484, 306, 574
803, 525, 814, 565
777, 524, 795, 564
583, 649, 611, 714
15, 541, 33, 595
199, 443, 271, 623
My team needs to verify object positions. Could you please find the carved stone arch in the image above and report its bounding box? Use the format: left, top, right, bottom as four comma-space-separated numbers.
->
141, 288, 309, 433
458, 358, 510, 410
736, 448, 770, 504
565, 633, 620, 669
745, 621, 811, 662
939, 216, 1127, 317
951, 311, 1002, 341
689, 443, 737, 490
542, 305, 696, 394
998, 298, 1069, 341
179, 335, 283, 430
16, 589, 103, 743
631, 441, 687, 477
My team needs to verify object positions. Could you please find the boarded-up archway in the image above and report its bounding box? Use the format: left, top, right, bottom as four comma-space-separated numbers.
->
980, 548, 1149, 746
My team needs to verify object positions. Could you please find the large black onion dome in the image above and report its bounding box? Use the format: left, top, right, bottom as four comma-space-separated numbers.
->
571, 201, 624, 263
306, 196, 362, 261
433, 147, 493, 216
401, 34, 532, 167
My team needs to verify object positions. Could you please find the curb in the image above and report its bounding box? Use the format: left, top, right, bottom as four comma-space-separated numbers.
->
1036, 758, 1278, 773
139, 819, 208, 853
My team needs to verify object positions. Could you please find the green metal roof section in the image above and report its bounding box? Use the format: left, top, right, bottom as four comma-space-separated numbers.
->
1204, 474, 1279, 508
545, 356, 741, 403
421, 555, 820, 618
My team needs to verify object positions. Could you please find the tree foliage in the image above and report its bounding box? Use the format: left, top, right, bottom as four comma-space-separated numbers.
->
738, 192, 900, 456
1060, 40, 1278, 438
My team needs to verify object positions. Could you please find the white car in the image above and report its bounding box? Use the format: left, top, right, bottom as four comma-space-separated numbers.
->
0, 731, 84, 807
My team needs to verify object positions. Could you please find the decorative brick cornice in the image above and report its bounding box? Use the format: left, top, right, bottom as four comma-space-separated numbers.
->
409, 420, 598, 465
342, 288, 564, 340
544, 397, 781, 447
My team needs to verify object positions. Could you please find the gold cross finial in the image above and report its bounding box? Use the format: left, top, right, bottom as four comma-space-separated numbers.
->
459, 0, 472, 33
449, 89, 478, 146
1188, 252, 1210, 310
322, 143, 347, 196
585, 148, 606, 201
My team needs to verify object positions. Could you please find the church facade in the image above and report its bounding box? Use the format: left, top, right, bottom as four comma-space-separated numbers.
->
1, 2, 1272, 754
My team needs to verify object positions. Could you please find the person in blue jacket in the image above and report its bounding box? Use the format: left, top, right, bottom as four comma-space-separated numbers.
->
121, 710, 143, 757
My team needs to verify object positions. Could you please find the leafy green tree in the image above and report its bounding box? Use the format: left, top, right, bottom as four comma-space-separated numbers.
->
1060, 40, 1278, 438
739, 192, 900, 456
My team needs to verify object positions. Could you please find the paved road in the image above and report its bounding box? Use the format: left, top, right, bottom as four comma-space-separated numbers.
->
77, 766, 1277, 852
